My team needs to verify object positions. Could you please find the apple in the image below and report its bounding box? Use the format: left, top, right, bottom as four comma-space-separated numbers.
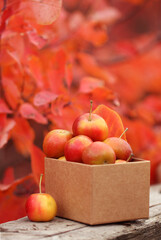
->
115, 160, 127, 164
58, 156, 66, 161
104, 133, 133, 161
115, 153, 133, 163
26, 174, 57, 222
72, 100, 108, 141
82, 141, 116, 165
43, 129, 72, 158
64, 135, 93, 163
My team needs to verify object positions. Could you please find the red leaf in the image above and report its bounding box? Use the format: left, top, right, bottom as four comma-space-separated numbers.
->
19, 103, 48, 124
0, 114, 15, 148
144, 96, 161, 111
11, 117, 35, 156
65, 62, 73, 88
77, 52, 116, 83
89, 7, 121, 25
79, 22, 108, 47
2, 78, 21, 110
136, 96, 161, 125
0, 174, 38, 224
93, 105, 126, 139
33, 91, 57, 106
50, 95, 82, 131
2, 167, 15, 185
139, 146, 161, 184
123, 0, 145, 4
92, 87, 116, 103
123, 118, 157, 155
116, 41, 138, 57
0, 31, 24, 67
109, 46, 161, 104
31, 144, 45, 185
27, 55, 45, 88
109, 62, 144, 104
0, 6, 15, 34
47, 49, 67, 94
2, 0, 62, 26
23, 0, 62, 25
27, 30, 47, 49
79, 76, 104, 93
68, 12, 85, 31
0, 99, 13, 114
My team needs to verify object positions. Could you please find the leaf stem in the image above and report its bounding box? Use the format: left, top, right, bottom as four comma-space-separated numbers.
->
39, 174, 43, 194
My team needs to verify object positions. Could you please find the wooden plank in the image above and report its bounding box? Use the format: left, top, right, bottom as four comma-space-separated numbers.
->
1, 184, 161, 240
0, 217, 86, 240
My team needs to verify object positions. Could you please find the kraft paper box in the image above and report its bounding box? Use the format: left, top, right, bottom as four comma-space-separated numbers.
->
45, 158, 150, 225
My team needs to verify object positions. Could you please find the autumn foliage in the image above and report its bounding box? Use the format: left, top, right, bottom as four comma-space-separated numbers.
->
0, 0, 161, 223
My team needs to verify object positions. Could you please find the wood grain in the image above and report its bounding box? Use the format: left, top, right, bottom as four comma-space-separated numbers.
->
1, 184, 161, 240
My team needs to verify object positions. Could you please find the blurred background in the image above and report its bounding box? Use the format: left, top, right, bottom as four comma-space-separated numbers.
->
0, 0, 161, 223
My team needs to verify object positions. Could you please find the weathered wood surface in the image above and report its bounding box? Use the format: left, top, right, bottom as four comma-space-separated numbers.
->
1, 184, 161, 240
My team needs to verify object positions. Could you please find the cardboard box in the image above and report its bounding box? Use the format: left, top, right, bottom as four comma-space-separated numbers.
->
45, 158, 150, 225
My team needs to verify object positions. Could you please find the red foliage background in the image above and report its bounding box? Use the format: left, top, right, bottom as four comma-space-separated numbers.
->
0, 0, 161, 223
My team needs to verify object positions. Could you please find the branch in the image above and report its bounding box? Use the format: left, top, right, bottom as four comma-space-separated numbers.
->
1, 0, 7, 12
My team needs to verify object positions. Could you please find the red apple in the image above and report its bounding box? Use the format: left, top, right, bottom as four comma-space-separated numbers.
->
43, 129, 72, 158
104, 137, 133, 160
72, 100, 108, 141
64, 135, 93, 163
26, 174, 57, 222
82, 141, 116, 165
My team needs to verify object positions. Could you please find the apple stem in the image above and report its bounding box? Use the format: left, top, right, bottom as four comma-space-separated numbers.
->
88, 100, 93, 121
127, 153, 133, 162
119, 128, 128, 138
39, 174, 43, 194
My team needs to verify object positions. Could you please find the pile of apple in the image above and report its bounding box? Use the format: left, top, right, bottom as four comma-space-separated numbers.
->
43, 101, 133, 165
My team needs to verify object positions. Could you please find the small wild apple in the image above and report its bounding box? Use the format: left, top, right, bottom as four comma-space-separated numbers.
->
72, 100, 108, 141
104, 128, 133, 160
82, 141, 116, 165
43, 129, 72, 158
26, 174, 57, 222
58, 156, 66, 161
115, 160, 127, 164
115, 153, 133, 164
64, 135, 93, 163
